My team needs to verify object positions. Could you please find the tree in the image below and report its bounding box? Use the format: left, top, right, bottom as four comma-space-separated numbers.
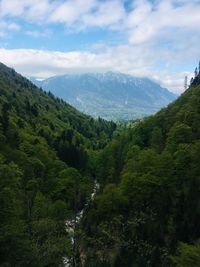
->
1, 102, 11, 135
166, 123, 192, 152
194, 67, 198, 78
150, 126, 164, 152
171, 242, 200, 267
199, 60, 200, 74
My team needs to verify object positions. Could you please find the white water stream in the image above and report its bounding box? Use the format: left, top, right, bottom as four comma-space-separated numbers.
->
64, 181, 100, 267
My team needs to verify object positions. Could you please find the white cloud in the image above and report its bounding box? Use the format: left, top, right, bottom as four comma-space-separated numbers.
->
49, 0, 97, 25
0, 0, 200, 93
0, 21, 20, 37
0, 0, 54, 21
0, 46, 194, 94
82, 0, 125, 28
150, 70, 194, 94
0, 0, 126, 29
0, 0, 200, 34
126, 0, 200, 45
0, 0, 27, 17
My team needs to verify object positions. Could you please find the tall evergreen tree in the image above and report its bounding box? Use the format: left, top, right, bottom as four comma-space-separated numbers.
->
199, 60, 200, 74
194, 67, 198, 77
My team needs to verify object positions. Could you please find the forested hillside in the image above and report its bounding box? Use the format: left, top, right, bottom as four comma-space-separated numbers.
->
79, 72, 200, 266
1, 61, 200, 267
0, 63, 116, 266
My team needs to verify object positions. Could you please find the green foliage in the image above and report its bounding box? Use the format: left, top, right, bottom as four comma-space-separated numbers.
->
0, 63, 116, 266
171, 242, 200, 267
80, 75, 200, 266
166, 123, 192, 151
1, 62, 200, 266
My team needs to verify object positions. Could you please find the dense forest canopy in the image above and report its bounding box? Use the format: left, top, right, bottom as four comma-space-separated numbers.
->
0, 62, 200, 267
0, 62, 116, 266
79, 66, 200, 266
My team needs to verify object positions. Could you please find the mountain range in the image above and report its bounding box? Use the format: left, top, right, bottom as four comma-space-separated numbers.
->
31, 72, 177, 121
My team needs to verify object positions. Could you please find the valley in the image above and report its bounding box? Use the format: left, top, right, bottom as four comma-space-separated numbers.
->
0, 62, 200, 267
31, 72, 177, 121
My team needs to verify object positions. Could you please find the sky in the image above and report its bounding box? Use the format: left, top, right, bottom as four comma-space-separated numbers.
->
0, 0, 200, 93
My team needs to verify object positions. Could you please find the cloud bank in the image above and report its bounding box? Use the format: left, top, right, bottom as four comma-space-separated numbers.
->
0, 0, 200, 93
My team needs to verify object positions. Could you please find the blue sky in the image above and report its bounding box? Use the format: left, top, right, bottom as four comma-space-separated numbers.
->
0, 0, 200, 93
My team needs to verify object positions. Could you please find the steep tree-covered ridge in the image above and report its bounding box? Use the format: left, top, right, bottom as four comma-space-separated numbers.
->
79, 67, 200, 266
0, 62, 116, 266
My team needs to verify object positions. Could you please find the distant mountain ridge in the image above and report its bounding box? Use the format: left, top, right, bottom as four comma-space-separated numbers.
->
31, 72, 177, 120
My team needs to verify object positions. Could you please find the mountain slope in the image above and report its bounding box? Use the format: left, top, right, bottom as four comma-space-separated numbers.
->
79, 72, 200, 266
0, 62, 116, 266
1, 61, 198, 267
32, 72, 177, 120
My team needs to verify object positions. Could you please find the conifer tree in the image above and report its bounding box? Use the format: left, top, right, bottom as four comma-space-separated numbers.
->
195, 67, 198, 78
199, 60, 200, 74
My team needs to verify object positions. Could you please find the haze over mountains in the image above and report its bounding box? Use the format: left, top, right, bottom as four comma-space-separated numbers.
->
31, 72, 177, 121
